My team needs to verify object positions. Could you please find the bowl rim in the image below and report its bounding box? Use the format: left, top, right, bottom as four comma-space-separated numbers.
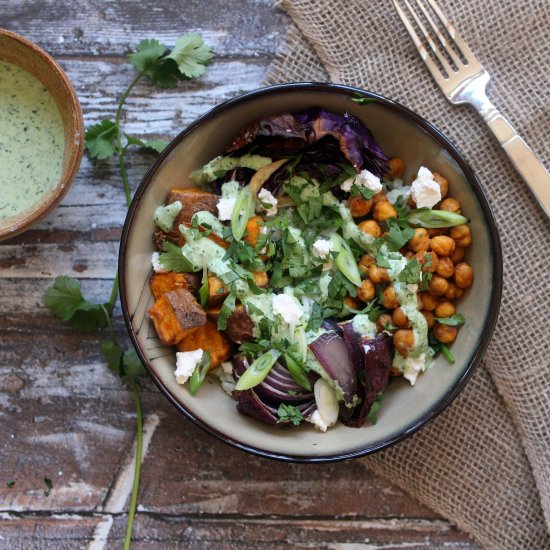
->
0, 28, 84, 240
119, 82, 503, 463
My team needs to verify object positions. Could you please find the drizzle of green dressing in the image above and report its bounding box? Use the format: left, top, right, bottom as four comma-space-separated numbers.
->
0, 61, 64, 220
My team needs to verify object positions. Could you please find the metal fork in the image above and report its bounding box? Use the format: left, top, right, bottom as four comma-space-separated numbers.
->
393, 0, 550, 218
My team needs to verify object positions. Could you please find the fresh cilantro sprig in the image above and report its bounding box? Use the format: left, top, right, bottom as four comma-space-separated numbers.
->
85, 33, 213, 204
43, 34, 212, 550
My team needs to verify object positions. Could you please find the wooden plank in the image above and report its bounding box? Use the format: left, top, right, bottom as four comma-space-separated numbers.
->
3, 0, 288, 57
108, 515, 481, 549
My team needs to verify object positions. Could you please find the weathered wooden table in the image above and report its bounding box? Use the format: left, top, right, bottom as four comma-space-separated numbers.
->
0, 2, 482, 548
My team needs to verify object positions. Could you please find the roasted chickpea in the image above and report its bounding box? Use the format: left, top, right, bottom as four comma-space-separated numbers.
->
436, 257, 454, 278
430, 235, 456, 257
386, 157, 405, 179
439, 197, 461, 213
432, 172, 449, 199
357, 279, 376, 302
450, 246, 465, 264
376, 313, 394, 333
372, 191, 388, 205
422, 310, 435, 330
454, 262, 474, 289
392, 307, 410, 328
382, 286, 399, 309
434, 323, 458, 344
358, 219, 382, 238
393, 329, 415, 356
415, 250, 439, 273
427, 227, 446, 237
368, 264, 390, 284
444, 282, 464, 301
349, 195, 373, 217
343, 297, 360, 310
428, 274, 450, 297
419, 292, 439, 311
358, 254, 376, 275
404, 250, 415, 259
434, 301, 456, 318
449, 224, 472, 248
408, 228, 430, 252
373, 200, 397, 222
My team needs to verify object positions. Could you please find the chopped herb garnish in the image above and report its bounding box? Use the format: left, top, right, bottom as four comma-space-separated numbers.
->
43, 477, 53, 497
367, 392, 384, 424
435, 314, 465, 326
277, 403, 304, 426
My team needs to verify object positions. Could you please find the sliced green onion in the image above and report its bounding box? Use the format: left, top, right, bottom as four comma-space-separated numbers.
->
331, 233, 362, 287
189, 351, 211, 395
408, 208, 467, 228
235, 349, 281, 391
440, 344, 456, 364
231, 185, 255, 240
284, 353, 312, 391
435, 313, 465, 326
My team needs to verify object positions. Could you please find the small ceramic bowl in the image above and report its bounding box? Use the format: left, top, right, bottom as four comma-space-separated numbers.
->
119, 83, 502, 462
0, 29, 84, 240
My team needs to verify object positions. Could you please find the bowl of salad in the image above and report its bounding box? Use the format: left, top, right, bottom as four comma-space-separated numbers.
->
119, 83, 502, 461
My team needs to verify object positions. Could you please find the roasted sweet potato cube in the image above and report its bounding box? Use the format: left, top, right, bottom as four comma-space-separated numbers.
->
148, 288, 207, 346
167, 187, 219, 227
149, 272, 201, 300
225, 305, 254, 343
176, 320, 232, 369
244, 215, 264, 248
208, 271, 269, 306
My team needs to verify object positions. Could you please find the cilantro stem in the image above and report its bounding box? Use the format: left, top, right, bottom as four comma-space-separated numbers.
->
440, 344, 456, 364
115, 73, 145, 208
124, 378, 143, 550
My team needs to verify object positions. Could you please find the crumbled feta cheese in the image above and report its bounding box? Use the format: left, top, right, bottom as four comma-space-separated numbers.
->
386, 185, 411, 205
340, 176, 354, 192
258, 188, 278, 217
356, 169, 383, 192
393, 352, 426, 386
174, 349, 203, 385
312, 238, 332, 260
410, 167, 441, 208
151, 251, 167, 273
340, 169, 383, 193
272, 294, 303, 325
307, 410, 329, 432
217, 197, 236, 221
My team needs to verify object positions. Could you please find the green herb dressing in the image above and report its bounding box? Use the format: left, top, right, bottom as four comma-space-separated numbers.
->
0, 61, 65, 220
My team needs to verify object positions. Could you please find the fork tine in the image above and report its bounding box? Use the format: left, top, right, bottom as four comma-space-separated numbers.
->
392, 0, 445, 83
402, 0, 454, 77
425, 0, 479, 65
413, 0, 462, 68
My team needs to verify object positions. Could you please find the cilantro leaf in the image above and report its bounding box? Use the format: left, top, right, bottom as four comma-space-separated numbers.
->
6, 480, 15, 488
122, 348, 146, 380
385, 218, 414, 250
128, 38, 166, 74
125, 134, 167, 154
166, 33, 213, 78
158, 242, 195, 272
435, 313, 465, 326
44, 276, 110, 332
217, 289, 237, 330
85, 119, 118, 160
398, 258, 422, 284
277, 403, 303, 426
101, 339, 123, 376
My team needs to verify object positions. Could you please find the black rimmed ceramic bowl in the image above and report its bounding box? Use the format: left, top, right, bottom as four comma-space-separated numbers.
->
119, 83, 502, 462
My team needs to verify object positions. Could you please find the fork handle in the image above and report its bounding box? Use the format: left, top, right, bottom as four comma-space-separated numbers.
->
481, 109, 550, 218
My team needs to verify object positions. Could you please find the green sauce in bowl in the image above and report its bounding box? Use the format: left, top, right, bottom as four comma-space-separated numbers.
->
0, 61, 64, 220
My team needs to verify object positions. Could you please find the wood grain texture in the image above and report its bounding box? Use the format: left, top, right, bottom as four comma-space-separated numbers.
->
0, 0, 481, 547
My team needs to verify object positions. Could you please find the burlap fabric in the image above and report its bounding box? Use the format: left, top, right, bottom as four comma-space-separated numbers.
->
266, 1, 550, 548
